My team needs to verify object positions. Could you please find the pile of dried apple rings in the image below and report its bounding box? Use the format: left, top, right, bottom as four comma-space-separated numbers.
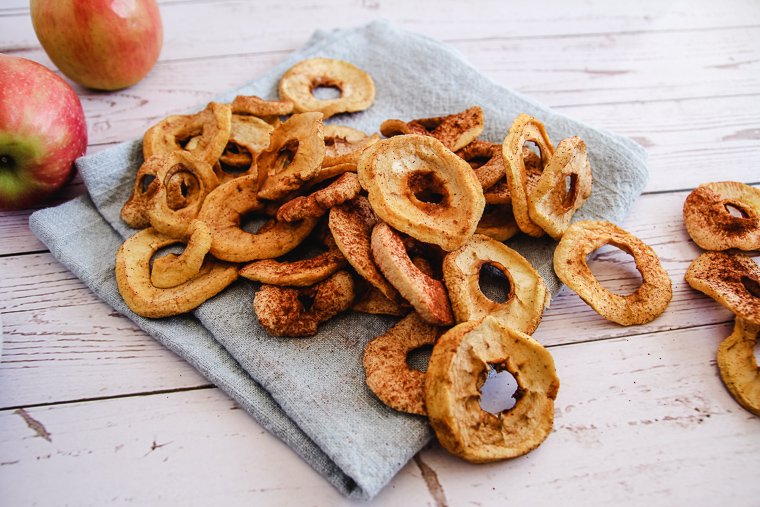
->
116, 57, 677, 463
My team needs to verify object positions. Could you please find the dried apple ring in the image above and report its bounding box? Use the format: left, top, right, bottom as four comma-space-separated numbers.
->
253, 270, 355, 337
151, 220, 213, 289
144, 151, 220, 238
198, 174, 318, 262
683, 182, 760, 251
358, 135, 485, 252
529, 136, 593, 239
143, 102, 232, 166
231, 95, 294, 118
425, 316, 560, 463
363, 312, 444, 415
278, 58, 375, 119
475, 205, 519, 242
717, 317, 760, 416
380, 107, 484, 152
371, 222, 454, 326
328, 196, 400, 302
685, 251, 760, 325
239, 248, 346, 287
456, 140, 505, 190
483, 179, 511, 205
503, 114, 555, 238
256, 112, 326, 200
115, 228, 238, 318
352, 286, 409, 316
276, 172, 362, 223
444, 234, 548, 333
322, 125, 379, 168
214, 114, 274, 183
554, 220, 672, 325
121, 157, 165, 229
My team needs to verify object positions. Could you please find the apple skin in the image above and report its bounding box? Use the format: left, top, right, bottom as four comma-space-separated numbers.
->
30, 0, 163, 91
0, 54, 87, 210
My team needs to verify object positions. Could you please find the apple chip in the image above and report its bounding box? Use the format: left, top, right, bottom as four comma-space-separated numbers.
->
253, 270, 355, 337
444, 234, 549, 333
256, 112, 326, 200
503, 114, 554, 237
143, 101, 232, 166
150, 220, 213, 289
683, 181, 760, 251
278, 58, 375, 119
717, 317, 760, 416
328, 196, 400, 302
363, 312, 444, 415
198, 174, 318, 262
554, 220, 672, 325
371, 222, 454, 326
685, 251, 760, 325
358, 135, 485, 252
425, 316, 560, 463
115, 228, 238, 318
380, 106, 484, 152
529, 136, 593, 239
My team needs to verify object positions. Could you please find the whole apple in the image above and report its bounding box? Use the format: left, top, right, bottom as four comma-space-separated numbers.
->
0, 54, 87, 210
30, 0, 163, 91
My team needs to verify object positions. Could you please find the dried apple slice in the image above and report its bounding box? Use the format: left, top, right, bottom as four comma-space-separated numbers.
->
425, 316, 560, 463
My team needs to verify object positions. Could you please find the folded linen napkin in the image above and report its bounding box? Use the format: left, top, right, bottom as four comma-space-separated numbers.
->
29, 21, 648, 500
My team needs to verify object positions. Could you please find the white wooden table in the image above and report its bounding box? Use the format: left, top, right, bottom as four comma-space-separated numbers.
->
1, 1, 759, 505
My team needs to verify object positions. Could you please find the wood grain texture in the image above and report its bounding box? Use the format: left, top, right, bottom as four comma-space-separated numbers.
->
1, 0, 758, 504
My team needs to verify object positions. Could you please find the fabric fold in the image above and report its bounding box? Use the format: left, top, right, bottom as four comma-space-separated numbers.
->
30, 20, 648, 500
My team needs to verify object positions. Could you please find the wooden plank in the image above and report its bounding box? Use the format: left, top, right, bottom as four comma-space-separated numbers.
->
0, 176, 86, 256
0, 298, 209, 409
421, 322, 760, 506
0, 387, 433, 505
4, 0, 759, 56
1, 189, 753, 408
1, 322, 756, 505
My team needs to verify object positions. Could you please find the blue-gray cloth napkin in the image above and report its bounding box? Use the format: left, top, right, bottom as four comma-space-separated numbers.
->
29, 21, 648, 500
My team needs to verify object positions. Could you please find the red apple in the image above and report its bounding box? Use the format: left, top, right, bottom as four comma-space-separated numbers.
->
0, 54, 87, 210
30, 0, 163, 91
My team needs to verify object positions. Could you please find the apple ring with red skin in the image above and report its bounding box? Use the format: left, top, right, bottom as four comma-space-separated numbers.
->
256, 112, 326, 201
253, 270, 355, 337
278, 58, 375, 119
198, 173, 318, 263
444, 234, 549, 333
503, 114, 555, 238
363, 312, 444, 415
371, 222, 454, 326
328, 196, 401, 303
115, 227, 238, 318
143, 101, 231, 167
358, 135, 485, 252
